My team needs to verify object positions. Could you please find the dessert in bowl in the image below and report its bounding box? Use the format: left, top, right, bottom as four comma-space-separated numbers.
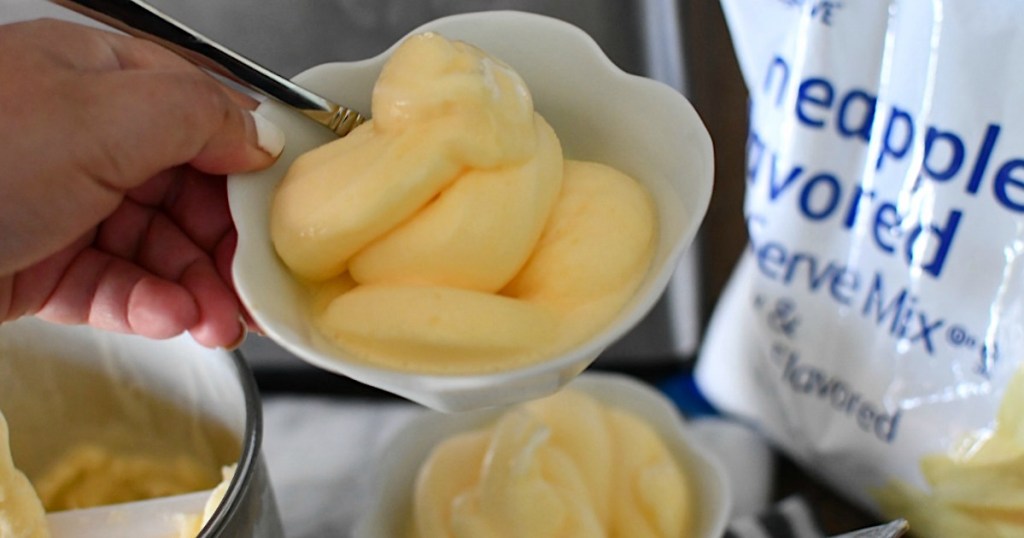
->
228, 11, 713, 411
352, 373, 732, 538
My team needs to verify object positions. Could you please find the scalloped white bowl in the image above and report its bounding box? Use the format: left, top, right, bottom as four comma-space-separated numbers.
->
352, 373, 731, 538
228, 11, 713, 412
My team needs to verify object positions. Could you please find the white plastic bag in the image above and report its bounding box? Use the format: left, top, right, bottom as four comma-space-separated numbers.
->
696, 2, 1024, 535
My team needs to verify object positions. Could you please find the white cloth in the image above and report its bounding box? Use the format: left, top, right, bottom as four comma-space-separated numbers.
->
261, 397, 419, 538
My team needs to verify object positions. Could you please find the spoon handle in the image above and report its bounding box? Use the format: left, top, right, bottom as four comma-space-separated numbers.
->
49, 0, 365, 136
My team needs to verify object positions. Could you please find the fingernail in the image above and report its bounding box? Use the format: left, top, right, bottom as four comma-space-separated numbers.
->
249, 110, 285, 157
226, 316, 249, 351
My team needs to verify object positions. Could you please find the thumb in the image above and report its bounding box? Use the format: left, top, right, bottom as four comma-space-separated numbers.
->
191, 99, 287, 174
75, 68, 285, 188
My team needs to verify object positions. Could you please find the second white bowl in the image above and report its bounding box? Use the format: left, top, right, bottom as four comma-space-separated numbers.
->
352, 373, 732, 538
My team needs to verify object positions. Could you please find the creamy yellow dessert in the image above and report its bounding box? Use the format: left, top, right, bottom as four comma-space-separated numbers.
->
874, 367, 1024, 536
0, 409, 48, 538
409, 389, 692, 538
0, 418, 229, 538
176, 464, 236, 538
271, 32, 656, 373
33, 444, 217, 512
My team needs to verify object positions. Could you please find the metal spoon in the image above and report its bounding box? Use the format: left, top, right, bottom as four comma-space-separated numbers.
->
49, 0, 366, 137
833, 519, 910, 538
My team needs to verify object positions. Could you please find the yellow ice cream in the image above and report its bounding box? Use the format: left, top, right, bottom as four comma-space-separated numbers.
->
1, 412, 227, 538
176, 464, 236, 538
33, 444, 218, 512
271, 32, 656, 373
0, 409, 49, 538
874, 367, 1024, 536
409, 389, 692, 538
272, 32, 553, 285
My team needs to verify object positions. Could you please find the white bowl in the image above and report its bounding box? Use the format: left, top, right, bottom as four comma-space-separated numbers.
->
228, 11, 713, 412
351, 372, 732, 538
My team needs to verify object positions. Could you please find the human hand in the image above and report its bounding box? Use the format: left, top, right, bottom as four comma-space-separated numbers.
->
0, 19, 285, 348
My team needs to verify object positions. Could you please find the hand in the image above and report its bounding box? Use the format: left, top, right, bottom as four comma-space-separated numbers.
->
0, 19, 284, 348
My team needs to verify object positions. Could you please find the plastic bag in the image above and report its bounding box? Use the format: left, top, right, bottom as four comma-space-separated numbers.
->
695, 2, 1024, 535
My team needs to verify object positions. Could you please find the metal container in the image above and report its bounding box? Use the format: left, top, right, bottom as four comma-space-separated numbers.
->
0, 317, 283, 537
